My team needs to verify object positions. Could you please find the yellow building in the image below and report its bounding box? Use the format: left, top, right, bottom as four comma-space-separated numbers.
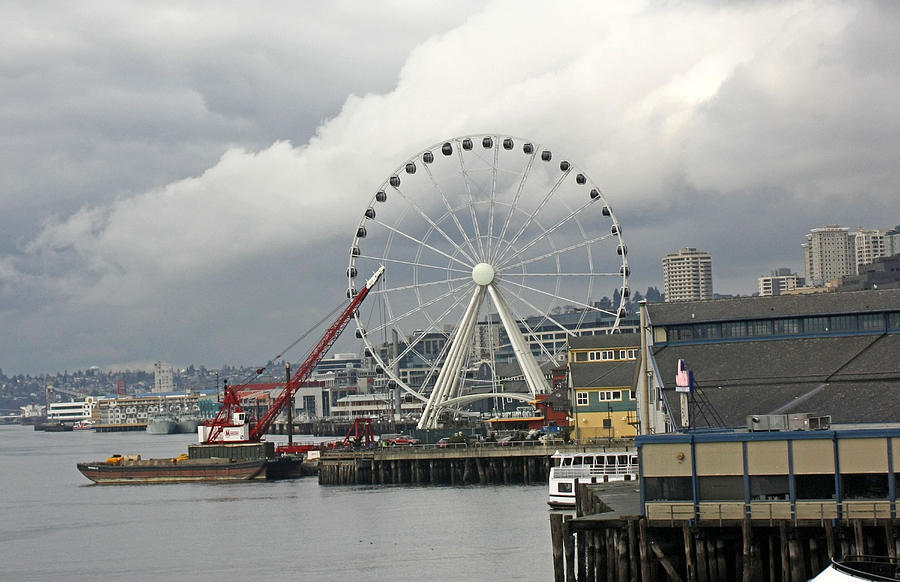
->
568, 334, 640, 442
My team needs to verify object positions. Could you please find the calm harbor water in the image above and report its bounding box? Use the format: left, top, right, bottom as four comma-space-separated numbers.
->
0, 425, 553, 581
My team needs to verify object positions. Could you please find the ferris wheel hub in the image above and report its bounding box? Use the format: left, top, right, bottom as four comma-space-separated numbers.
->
471, 262, 495, 286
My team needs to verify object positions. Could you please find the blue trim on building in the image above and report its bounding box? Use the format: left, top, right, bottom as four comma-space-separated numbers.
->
787, 440, 796, 508
889, 441, 896, 519
742, 441, 750, 508
690, 434, 699, 513
661, 328, 897, 348
637, 426, 900, 446
833, 433, 842, 519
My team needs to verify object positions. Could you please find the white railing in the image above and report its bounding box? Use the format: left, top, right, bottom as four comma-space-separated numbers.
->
551, 464, 638, 479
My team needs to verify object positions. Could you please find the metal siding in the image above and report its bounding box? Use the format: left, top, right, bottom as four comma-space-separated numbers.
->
892, 438, 900, 471
746, 441, 789, 475
695, 442, 743, 476
839, 437, 888, 473
792, 439, 836, 474
641, 443, 692, 477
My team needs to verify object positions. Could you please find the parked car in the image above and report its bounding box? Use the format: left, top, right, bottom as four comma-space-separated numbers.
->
379, 434, 420, 446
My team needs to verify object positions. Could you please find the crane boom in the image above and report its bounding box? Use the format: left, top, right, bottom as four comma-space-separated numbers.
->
202, 266, 384, 444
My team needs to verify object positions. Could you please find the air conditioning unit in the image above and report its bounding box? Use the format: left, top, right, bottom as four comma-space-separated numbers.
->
747, 413, 831, 431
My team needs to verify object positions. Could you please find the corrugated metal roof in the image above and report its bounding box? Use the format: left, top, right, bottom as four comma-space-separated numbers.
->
646, 288, 900, 325
653, 334, 900, 427
569, 333, 640, 349
570, 361, 638, 388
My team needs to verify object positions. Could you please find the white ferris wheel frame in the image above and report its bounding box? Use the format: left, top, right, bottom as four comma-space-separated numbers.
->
347, 135, 629, 429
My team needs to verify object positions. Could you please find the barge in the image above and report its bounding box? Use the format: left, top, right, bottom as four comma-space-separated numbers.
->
77, 455, 267, 484
77, 441, 308, 484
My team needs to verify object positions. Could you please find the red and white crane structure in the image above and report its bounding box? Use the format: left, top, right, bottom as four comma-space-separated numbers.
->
199, 266, 384, 445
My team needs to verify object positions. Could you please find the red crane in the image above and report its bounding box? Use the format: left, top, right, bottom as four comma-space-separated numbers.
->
200, 266, 384, 444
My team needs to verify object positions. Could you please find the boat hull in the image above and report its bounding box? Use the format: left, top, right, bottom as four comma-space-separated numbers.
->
175, 417, 201, 434
77, 458, 267, 484
146, 418, 177, 434
548, 473, 636, 508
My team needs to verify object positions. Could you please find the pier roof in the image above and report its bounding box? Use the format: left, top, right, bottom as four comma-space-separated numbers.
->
646, 288, 900, 325
653, 334, 900, 427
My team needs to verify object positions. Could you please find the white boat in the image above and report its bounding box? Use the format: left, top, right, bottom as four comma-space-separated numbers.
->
73, 420, 95, 431
810, 556, 900, 581
548, 450, 638, 508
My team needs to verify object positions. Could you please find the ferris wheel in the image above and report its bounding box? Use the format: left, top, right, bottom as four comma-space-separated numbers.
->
347, 135, 629, 428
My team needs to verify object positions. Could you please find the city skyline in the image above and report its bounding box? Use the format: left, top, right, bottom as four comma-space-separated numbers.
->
2, 2, 899, 375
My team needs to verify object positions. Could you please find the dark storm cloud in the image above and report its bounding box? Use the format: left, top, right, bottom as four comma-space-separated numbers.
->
1, 1, 898, 375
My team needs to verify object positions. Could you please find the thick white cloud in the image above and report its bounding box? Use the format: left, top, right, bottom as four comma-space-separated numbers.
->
2, 0, 899, 374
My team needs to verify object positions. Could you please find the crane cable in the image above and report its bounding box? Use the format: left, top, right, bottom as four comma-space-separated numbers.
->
230, 298, 349, 388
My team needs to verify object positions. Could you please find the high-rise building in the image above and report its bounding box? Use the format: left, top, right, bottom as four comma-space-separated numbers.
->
802, 225, 855, 287
758, 268, 801, 296
662, 247, 713, 302
153, 361, 174, 393
855, 228, 887, 273
883, 225, 900, 257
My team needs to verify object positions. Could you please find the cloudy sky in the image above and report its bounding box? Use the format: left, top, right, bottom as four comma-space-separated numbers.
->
2, 0, 898, 376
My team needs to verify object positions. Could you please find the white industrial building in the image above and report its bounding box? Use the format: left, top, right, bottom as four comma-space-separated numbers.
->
47, 398, 95, 422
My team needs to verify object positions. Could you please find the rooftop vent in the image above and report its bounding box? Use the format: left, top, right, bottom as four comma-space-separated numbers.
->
747, 413, 831, 432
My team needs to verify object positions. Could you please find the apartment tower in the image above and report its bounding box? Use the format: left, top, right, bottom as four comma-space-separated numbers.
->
802, 225, 855, 287
662, 247, 713, 302
153, 361, 174, 393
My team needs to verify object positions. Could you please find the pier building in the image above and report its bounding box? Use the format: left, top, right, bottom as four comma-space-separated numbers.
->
639, 423, 900, 523
638, 288, 900, 433
549, 423, 900, 582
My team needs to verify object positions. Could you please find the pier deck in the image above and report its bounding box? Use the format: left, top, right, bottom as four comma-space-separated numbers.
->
318, 443, 631, 486
551, 481, 900, 582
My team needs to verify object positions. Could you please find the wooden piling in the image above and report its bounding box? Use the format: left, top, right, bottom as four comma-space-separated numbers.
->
639, 519, 650, 582
627, 519, 637, 582
649, 539, 684, 582
616, 527, 628, 582
788, 535, 804, 582
564, 516, 576, 582
780, 522, 789, 582
683, 524, 695, 582
585, 530, 596, 582
695, 529, 708, 582
742, 519, 751, 582
550, 512, 565, 582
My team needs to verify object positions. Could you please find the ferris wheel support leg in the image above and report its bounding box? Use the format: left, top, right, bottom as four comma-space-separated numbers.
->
487, 284, 549, 397
418, 286, 485, 429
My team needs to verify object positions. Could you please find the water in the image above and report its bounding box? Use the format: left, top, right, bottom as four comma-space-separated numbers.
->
0, 425, 553, 581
